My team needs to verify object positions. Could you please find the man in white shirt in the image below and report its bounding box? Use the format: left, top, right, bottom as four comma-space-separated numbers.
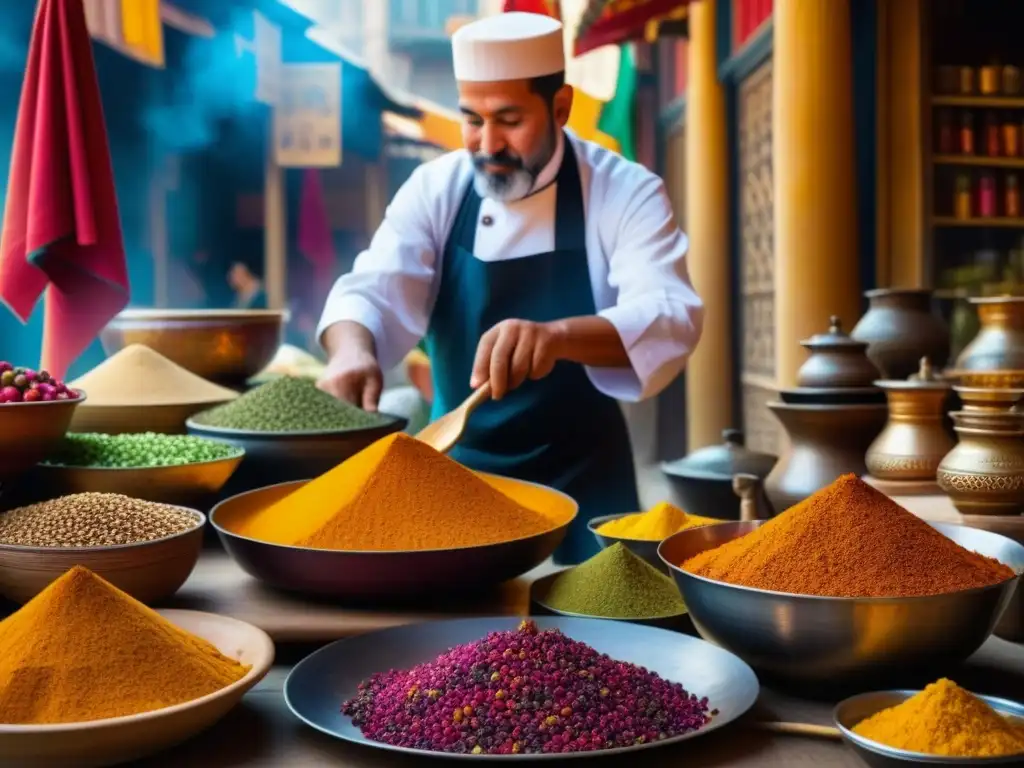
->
317, 12, 704, 563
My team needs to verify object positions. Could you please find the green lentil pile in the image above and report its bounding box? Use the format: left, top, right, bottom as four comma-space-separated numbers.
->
543, 543, 686, 619
190, 376, 391, 432
0, 493, 200, 547
43, 433, 242, 468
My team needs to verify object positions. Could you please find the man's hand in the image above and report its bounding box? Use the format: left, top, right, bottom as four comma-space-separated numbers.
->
470, 319, 563, 400
317, 321, 383, 411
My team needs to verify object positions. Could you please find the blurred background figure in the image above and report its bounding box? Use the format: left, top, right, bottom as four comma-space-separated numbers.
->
228, 258, 267, 310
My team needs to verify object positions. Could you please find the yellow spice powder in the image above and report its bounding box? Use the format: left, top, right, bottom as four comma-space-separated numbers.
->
853, 679, 1024, 758
596, 502, 721, 541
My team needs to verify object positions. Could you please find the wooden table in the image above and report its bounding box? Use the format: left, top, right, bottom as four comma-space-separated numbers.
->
139, 548, 1024, 766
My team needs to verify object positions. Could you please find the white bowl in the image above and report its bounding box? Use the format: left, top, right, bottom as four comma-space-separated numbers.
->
0, 609, 274, 767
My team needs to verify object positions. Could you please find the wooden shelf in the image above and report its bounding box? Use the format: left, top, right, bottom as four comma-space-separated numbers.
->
934, 155, 1024, 169
933, 216, 1024, 228
933, 95, 1024, 108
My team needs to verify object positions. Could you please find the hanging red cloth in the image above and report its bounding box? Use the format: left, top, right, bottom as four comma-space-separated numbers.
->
297, 168, 337, 295
502, 0, 562, 19
0, 0, 129, 380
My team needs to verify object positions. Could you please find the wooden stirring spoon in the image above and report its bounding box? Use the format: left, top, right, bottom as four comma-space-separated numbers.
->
415, 383, 492, 454
750, 721, 842, 740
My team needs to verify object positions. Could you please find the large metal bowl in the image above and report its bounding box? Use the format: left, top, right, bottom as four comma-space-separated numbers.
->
659, 521, 1024, 684
210, 474, 577, 600
186, 416, 407, 497
0, 392, 84, 483
100, 309, 289, 386
834, 689, 1024, 766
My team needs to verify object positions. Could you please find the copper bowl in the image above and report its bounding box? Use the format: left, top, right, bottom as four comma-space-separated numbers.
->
100, 309, 289, 386
0, 392, 85, 483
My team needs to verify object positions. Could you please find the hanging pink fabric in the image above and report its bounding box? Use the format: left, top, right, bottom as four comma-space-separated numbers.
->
297, 168, 337, 292
0, 0, 129, 380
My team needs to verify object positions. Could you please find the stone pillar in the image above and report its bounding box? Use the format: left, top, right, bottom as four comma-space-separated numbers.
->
684, 0, 733, 450
773, 0, 861, 388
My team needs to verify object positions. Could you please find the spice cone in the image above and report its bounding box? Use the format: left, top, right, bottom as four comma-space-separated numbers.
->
682, 474, 1014, 597
0, 566, 249, 724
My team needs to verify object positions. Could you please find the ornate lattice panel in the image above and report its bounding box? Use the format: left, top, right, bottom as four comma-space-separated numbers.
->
737, 60, 780, 455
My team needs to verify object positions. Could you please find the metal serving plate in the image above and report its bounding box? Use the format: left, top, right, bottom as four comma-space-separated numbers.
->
284, 616, 759, 761
834, 690, 1024, 766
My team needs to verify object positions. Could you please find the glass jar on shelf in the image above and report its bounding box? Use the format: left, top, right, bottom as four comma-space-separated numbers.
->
960, 112, 975, 155
1006, 174, 1020, 218
937, 109, 955, 154
978, 173, 997, 218
1004, 116, 1020, 157
985, 112, 1001, 156
955, 173, 973, 219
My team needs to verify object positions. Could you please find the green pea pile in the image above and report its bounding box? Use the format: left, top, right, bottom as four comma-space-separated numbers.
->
190, 376, 391, 432
44, 433, 242, 468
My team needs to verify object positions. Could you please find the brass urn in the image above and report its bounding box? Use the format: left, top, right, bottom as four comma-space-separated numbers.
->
936, 401, 1024, 515
866, 358, 954, 482
795, 316, 882, 389
949, 296, 1024, 388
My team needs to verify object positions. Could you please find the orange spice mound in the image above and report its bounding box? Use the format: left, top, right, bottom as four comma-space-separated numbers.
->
682, 474, 1015, 598
235, 433, 556, 551
0, 567, 249, 724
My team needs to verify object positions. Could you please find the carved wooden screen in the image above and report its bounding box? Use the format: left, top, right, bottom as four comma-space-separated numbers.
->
737, 60, 780, 455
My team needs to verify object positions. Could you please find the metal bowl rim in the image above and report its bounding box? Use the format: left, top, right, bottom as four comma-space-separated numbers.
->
111, 308, 291, 321
37, 448, 246, 473
185, 412, 407, 439
283, 615, 758, 761
531, 571, 688, 622
0, 389, 85, 407
864, 287, 935, 298
587, 512, 721, 544
833, 689, 1024, 764
659, 521, 1023, 603
952, 386, 1024, 396
0, 506, 206, 554
969, 295, 1024, 306
211, 475, 578, 556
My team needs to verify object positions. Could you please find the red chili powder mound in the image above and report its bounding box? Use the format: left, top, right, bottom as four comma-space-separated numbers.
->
682, 474, 1016, 598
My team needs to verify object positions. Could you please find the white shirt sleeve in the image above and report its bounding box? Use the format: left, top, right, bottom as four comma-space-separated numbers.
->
588, 172, 705, 402
316, 166, 439, 372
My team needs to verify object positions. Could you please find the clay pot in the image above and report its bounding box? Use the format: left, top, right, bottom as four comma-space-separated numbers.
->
851, 289, 950, 379
762, 402, 889, 514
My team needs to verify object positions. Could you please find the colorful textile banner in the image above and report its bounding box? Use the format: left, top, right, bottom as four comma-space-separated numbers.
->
574, 0, 691, 56
121, 0, 164, 67
274, 63, 343, 168
596, 44, 637, 160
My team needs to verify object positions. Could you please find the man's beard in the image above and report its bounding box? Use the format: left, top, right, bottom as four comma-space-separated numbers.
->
472, 123, 558, 202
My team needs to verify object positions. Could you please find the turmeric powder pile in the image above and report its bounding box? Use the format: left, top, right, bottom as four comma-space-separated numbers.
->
682, 474, 1015, 597
0, 566, 249, 724
234, 433, 557, 551
853, 679, 1024, 757
596, 501, 721, 541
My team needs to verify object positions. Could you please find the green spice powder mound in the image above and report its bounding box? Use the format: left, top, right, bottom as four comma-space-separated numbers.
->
190, 376, 392, 432
544, 543, 686, 618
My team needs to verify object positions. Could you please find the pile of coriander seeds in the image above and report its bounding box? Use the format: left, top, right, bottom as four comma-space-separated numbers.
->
0, 493, 200, 548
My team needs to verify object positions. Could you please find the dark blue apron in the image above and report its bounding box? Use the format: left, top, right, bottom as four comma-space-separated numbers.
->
424, 142, 640, 564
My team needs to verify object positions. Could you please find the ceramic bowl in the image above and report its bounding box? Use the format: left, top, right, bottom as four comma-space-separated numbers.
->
0, 609, 274, 768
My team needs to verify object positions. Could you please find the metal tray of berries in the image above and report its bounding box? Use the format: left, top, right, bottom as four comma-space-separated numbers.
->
284, 616, 759, 759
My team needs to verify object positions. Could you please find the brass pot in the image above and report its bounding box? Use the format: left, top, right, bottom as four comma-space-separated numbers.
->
952, 386, 1024, 413
763, 402, 889, 514
851, 289, 950, 379
796, 316, 881, 389
953, 296, 1024, 373
936, 410, 1024, 515
866, 359, 954, 481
